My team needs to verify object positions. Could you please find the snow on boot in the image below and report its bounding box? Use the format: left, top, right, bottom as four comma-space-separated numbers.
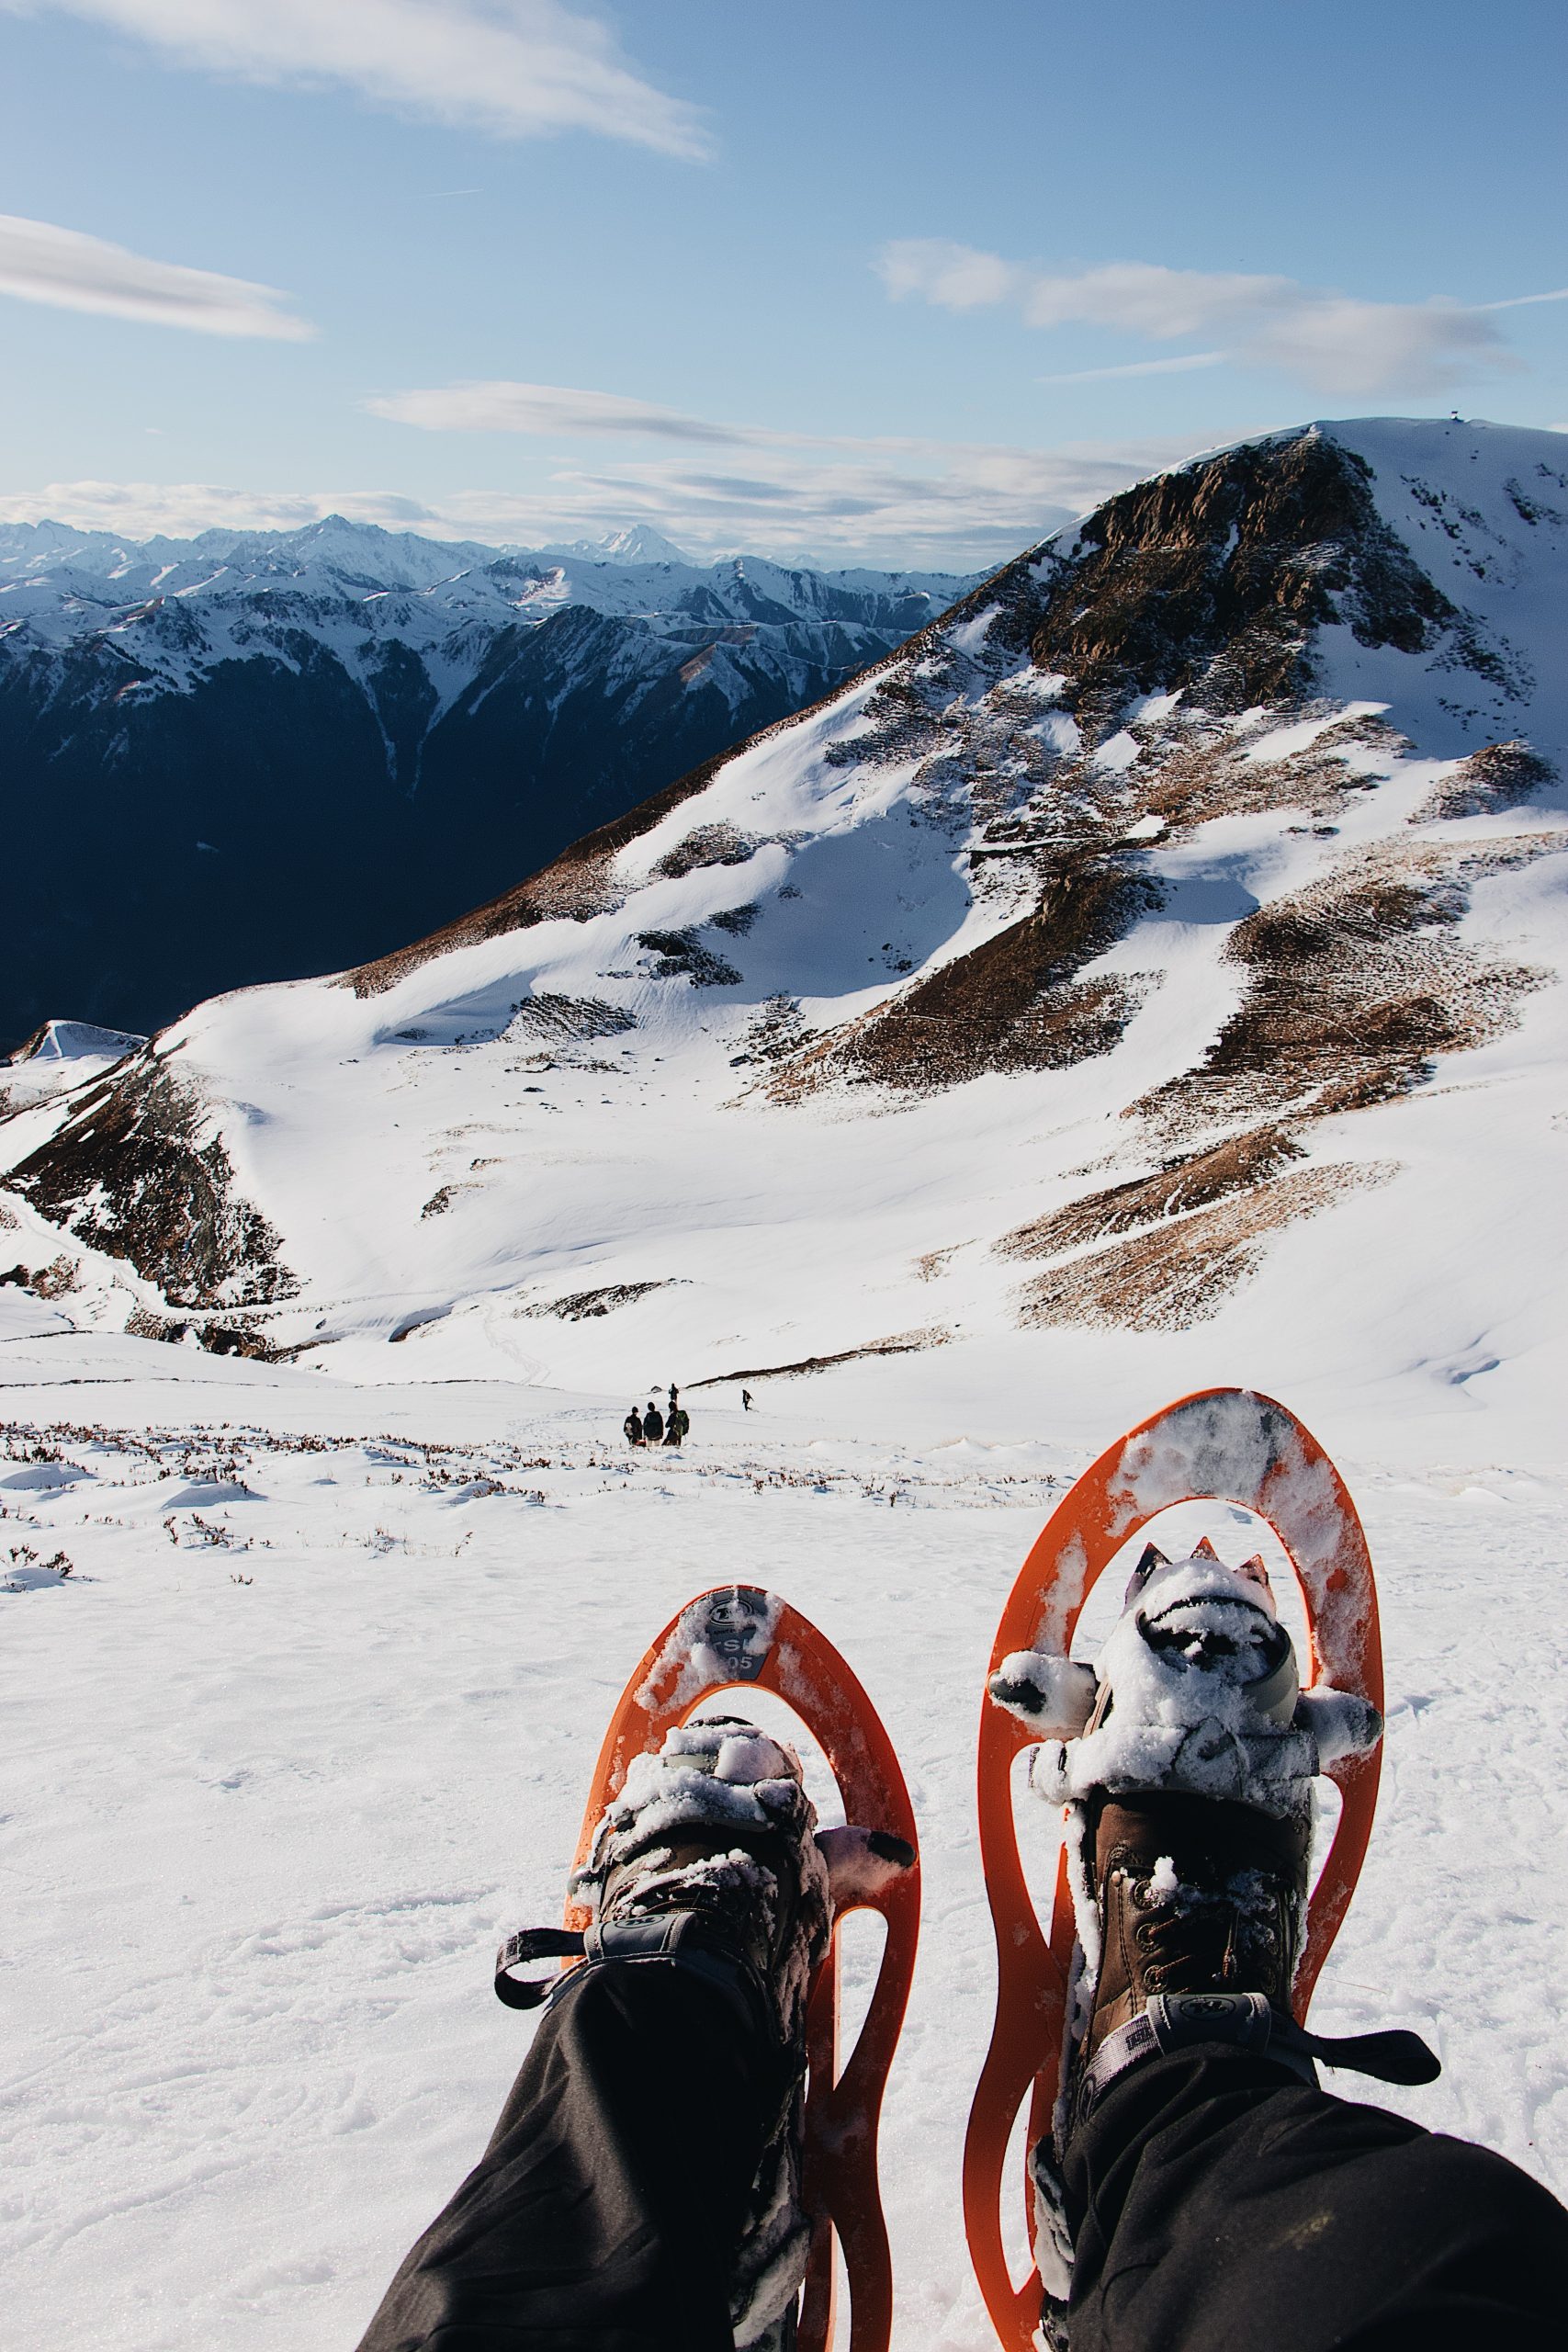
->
988, 1538, 1431, 2348
579, 1714, 834, 2052
499, 1714, 913, 2352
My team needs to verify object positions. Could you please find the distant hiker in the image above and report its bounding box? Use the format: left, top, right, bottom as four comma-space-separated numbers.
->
623, 1407, 645, 1449
664, 1405, 690, 1449
741, 1388, 754, 1412
641, 1401, 664, 1444
668, 1382, 680, 1416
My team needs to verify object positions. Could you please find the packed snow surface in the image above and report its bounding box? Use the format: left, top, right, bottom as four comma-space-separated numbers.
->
1, 1312, 1565, 2350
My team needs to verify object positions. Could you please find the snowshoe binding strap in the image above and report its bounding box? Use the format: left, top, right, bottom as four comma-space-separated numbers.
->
494, 1912, 770, 2036
494, 1926, 584, 2008
1075, 1989, 1439, 2120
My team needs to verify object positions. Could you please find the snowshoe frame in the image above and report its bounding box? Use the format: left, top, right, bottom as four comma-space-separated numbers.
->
962, 1388, 1384, 2350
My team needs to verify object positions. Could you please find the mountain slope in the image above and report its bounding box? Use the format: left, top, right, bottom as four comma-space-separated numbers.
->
0, 519, 970, 1040
4, 418, 1565, 1443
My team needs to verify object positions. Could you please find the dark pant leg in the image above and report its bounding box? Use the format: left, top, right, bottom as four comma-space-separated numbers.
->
356, 1961, 777, 2352
1062, 2048, 1568, 2352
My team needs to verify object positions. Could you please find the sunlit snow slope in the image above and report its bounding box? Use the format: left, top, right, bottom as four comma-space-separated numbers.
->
4, 419, 1566, 1453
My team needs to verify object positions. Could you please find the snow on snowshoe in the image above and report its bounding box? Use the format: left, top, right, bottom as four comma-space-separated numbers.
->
994, 1534, 1383, 1821
494, 1586, 919, 2352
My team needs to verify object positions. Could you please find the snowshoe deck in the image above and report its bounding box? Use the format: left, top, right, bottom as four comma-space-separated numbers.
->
962, 1389, 1384, 2350
566, 1585, 920, 2352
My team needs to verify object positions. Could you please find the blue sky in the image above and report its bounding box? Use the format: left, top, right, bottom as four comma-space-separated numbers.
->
1, 0, 1564, 566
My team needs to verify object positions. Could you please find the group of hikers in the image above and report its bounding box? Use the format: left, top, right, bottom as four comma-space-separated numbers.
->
624, 1385, 691, 1449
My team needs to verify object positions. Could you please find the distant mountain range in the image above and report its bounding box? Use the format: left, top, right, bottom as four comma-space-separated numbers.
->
0, 516, 974, 1041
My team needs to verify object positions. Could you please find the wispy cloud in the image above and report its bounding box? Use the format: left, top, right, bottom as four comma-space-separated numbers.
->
366, 377, 1179, 470
0, 211, 312, 336
368, 381, 739, 441
1037, 353, 1224, 387
0, 430, 1194, 569
11, 0, 706, 157
1478, 288, 1568, 313
355, 376, 1213, 561
879, 241, 1529, 396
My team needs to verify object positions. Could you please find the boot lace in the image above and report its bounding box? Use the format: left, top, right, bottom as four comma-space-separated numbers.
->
1125, 1864, 1290, 1996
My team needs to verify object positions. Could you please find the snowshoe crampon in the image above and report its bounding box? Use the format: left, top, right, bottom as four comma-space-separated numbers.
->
504, 1585, 920, 2352
962, 1389, 1384, 2350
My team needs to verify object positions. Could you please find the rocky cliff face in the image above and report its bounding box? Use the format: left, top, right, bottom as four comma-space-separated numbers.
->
0, 518, 969, 1040
3, 420, 1564, 1413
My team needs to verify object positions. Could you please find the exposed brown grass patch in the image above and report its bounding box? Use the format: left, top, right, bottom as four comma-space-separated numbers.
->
771, 863, 1157, 1098
689, 1327, 950, 1385
998, 1125, 1305, 1260
1414, 740, 1556, 823
504, 995, 636, 1044
519, 1282, 677, 1321
651, 822, 758, 879
1017, 1160, 1395, 1331
1134, 711, 1405, 831
1134, 842, 1552, 1137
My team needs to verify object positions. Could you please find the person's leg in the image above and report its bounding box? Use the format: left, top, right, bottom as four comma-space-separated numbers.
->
1063, 2044, 1568, 2352
355, 1709, 863, 2352
356, 1957, 780, 2352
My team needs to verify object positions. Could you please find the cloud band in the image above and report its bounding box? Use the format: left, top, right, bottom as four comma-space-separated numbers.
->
0, 211, 313, 337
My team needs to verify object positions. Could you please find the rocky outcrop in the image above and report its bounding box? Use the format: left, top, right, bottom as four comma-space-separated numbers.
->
5, 1056, 294, 1309
1010, 430, 1462, 715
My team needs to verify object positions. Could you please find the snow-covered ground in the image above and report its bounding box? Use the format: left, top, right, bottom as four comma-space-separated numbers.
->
3, 1301, 1564, 2351
7, 421, 1567, 1459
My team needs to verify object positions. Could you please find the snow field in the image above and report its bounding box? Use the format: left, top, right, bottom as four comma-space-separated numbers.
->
2, 1352, 1565, 2352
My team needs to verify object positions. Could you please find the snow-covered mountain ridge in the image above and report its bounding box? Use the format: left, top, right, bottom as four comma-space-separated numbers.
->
0, 513, 966, 678
0, 518, 971, 1040
5, 418, 1566, 1447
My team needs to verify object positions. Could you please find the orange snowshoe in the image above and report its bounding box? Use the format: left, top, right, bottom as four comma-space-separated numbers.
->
963, 1388, 1389, 2349
496, 1584, 920, 2352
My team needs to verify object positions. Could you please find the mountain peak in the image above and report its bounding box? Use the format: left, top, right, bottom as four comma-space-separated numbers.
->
592, 524, 693, 566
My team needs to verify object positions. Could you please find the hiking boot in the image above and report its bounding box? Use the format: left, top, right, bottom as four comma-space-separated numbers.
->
1066, 1784, 1312, 2130
1038, 1545, 1328, 2132
497, 1715, 909, 2352
578, 1717, 836, 2351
